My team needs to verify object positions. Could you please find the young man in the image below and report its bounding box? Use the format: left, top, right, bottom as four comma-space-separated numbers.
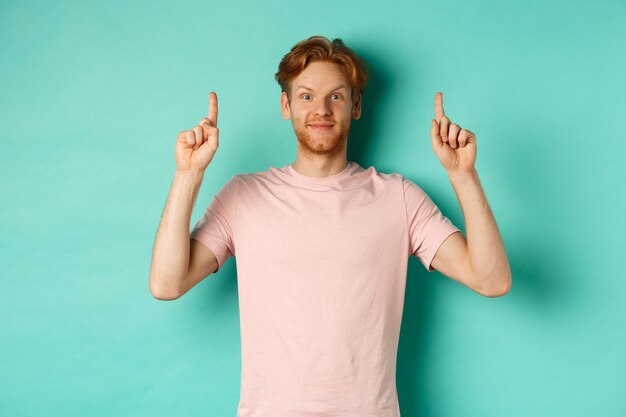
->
149, 36, 511, 417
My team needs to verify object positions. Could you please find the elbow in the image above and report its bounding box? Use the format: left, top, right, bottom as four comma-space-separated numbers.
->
149, 276, 181, 301
481, 286, 510, 298
480, 273, 512, 298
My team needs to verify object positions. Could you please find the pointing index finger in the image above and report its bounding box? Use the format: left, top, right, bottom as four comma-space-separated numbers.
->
208, 91, 218, 126
434, 91, 445, 121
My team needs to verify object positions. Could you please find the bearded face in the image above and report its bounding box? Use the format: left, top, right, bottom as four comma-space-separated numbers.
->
291, 114, 351, 158
280, 61, 361, 158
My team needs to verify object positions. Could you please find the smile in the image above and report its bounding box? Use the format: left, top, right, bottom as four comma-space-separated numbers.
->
308, 124, 334, 131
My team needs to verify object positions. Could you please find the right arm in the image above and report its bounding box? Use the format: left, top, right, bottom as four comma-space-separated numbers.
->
149, 91, 221, 300
149, 169, 218, 300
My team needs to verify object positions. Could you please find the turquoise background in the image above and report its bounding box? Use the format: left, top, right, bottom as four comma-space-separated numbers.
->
2, 0, 625, 415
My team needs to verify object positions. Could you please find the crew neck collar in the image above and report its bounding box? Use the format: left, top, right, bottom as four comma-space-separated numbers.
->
287, 161, 353, 185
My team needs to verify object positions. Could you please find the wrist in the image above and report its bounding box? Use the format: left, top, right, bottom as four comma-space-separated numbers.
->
174, 168, 205, 186
447, 168, 478, 183
175, 168, 205, 177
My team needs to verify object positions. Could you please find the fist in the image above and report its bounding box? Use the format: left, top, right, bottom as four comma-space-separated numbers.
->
175, 91, 219, 171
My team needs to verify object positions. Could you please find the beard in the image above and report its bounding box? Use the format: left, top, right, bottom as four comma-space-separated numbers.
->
292, 122, 351, 158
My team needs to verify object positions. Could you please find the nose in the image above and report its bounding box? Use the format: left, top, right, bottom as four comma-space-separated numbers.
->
314, 98, 332, 117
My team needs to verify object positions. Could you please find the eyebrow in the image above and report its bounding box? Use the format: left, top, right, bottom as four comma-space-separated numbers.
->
295, 84, 349, 93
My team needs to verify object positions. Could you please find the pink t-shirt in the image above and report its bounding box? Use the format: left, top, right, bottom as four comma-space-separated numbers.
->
190, 161, 461, 417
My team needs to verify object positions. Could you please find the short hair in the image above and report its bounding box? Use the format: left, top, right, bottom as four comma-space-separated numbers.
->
275, 35, 369, 103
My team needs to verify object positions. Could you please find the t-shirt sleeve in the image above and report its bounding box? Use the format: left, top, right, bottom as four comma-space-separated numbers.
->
190, 175, 238, 273
402, 176, 462, 272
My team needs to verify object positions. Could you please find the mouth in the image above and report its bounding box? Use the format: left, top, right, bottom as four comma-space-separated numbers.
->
308, 123, 334, 131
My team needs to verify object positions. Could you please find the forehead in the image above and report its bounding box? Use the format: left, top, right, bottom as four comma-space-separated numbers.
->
292, 61, 350, 91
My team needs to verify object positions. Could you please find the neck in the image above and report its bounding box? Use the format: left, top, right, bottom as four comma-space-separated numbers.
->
291, 154, 349, 178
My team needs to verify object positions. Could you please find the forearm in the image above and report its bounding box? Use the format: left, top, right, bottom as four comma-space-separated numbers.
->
149, 169, 205, 298
448, 168, 512, 295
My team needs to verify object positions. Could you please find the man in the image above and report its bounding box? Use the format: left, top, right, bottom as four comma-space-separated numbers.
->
149, 36, 511, 417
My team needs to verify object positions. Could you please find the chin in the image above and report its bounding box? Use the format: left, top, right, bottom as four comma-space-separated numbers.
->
295, 132, 347, 156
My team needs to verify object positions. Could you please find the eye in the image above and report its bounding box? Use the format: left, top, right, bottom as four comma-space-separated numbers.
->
331, 94, 343, 100
300, 94, 312, 100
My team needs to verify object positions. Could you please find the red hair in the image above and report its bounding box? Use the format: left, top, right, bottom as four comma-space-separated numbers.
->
275, 36, 369, 103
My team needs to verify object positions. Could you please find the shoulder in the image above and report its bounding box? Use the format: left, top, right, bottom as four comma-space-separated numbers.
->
375, 169, 427, 197
229, 167, 286, 192
400, 175, 427, 193
397, 175, 436, 211
360, 164, 406, 185
233, 170, 270, 187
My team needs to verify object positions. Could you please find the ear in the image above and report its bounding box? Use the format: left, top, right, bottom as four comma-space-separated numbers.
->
280, 91, 291, 120
352, 93, 362, 120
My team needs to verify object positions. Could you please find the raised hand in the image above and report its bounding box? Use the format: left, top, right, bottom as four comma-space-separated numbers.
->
429, 91, 476, 175
175, 91, 220, 171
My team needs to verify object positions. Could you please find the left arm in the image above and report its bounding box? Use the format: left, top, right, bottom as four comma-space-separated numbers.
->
432, 169, 512, 297
427, 92, 512, 297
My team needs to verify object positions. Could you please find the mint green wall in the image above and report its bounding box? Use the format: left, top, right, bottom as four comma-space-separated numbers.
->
1, 0, 624, 416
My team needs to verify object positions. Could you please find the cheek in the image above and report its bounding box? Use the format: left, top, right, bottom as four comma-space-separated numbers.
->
294, 112, 307, 122
298, 109, 314, 121
335, 105, 353, 120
